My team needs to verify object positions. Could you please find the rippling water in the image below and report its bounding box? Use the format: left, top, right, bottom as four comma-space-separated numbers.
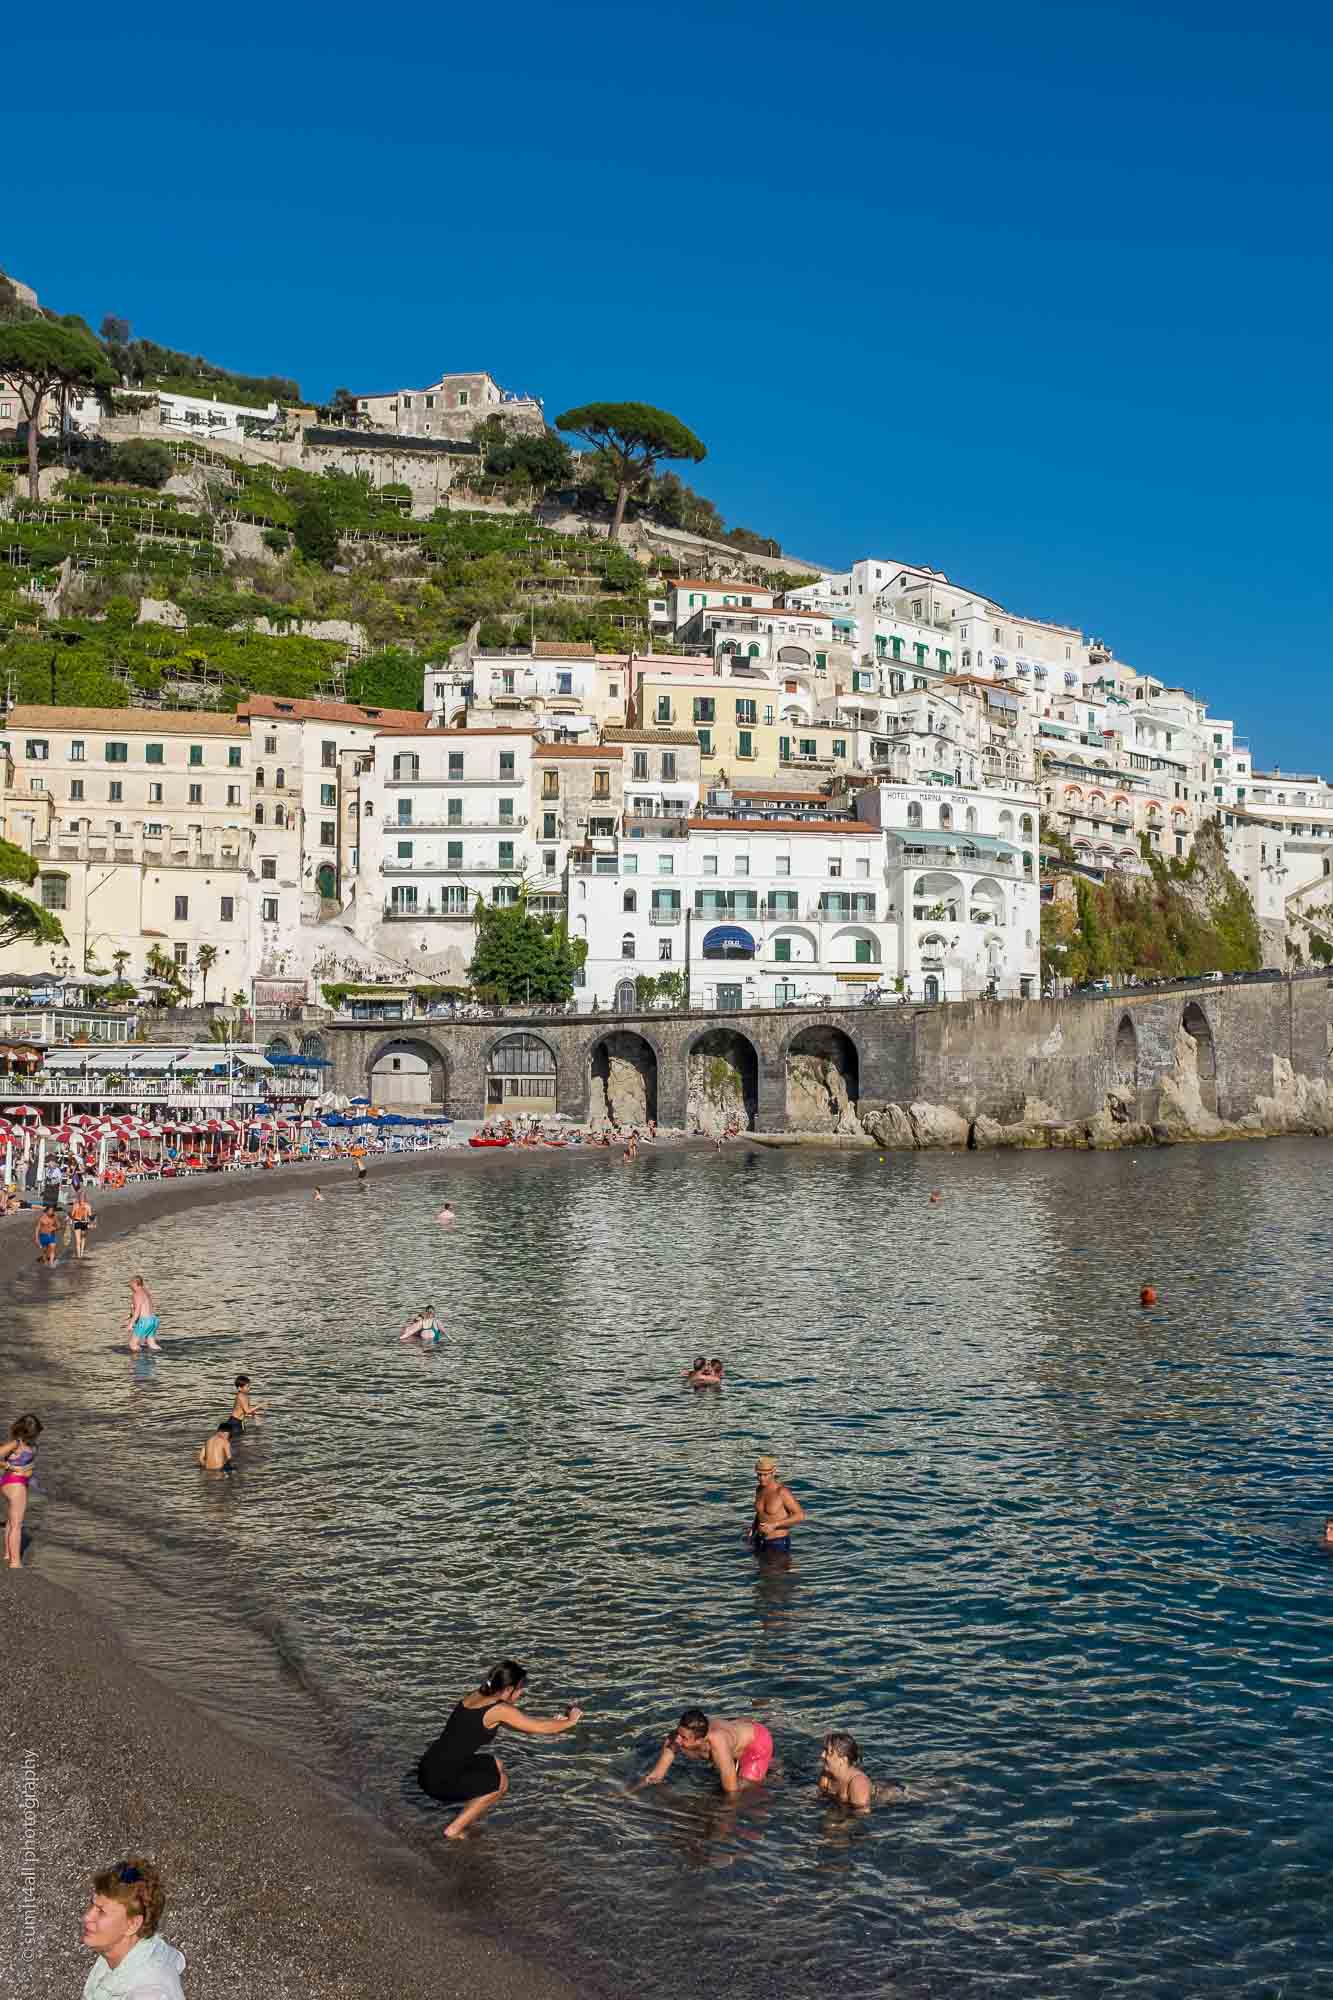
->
15, 1142, 1333, 1997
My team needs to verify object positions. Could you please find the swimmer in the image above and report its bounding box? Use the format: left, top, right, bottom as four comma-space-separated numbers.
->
313, 1188, 325, 1204
1320, 1518, 1333, 1549
437, 1203, 455, 1227
230, 1374, 264, 1428
636, 1710, 775, 1794
818, 1731, 875, 1812
748, 1454, 806, 1555
34, 1204, 61, 1267
682, 1354, 708, 1383
929, 1189, 942, 1204
1, 1413, 41, 1567
707, 1356, 724, 1384
197, 1424, 234, 1474
400, 1305, 445, 1343
126, 1275, 161, 1353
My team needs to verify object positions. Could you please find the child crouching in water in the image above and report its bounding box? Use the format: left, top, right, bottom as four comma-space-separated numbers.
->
818, 1731, 876, 1811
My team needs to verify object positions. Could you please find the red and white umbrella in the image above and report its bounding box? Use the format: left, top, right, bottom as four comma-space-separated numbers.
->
8, 1104, 39, 1118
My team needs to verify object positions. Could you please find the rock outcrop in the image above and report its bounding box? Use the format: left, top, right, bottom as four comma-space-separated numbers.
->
589, 1048, 651, 1127
784, 1054, 861, 1134
687, 1048, 751, 1136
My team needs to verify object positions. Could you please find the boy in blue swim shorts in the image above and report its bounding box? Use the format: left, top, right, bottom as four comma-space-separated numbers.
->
126, 1275, 162, 1353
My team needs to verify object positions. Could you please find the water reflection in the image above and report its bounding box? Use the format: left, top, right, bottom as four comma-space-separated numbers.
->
12, 1142, 1333, 1998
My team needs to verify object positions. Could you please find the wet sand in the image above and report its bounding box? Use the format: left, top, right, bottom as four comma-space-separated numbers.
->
0, 1149, 587, 2000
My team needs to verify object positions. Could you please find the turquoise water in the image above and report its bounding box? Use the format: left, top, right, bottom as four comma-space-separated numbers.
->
16, 1142, 1333, 1997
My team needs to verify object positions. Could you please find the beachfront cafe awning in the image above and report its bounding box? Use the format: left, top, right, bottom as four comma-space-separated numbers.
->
892, 831, 1022, 857
266, 1052, 332, 1068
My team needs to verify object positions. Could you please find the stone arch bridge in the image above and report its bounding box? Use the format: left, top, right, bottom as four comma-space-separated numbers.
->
323, 976, 1332, 1134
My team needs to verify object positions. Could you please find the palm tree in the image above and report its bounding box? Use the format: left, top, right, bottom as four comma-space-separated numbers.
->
195, 943, 219, 1003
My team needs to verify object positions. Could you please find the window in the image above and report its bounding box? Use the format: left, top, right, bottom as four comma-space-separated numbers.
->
448, 798, 463, 825
621, 933, 636, 959
70, 740, 85, 762
189, 784, 202, 804
543, 851, 557, 875
322, 740, 337, 769
447, 841, 463, 867
658, 854, 674, 874
542, 771, 559, 798
659, 939, 673, 961
661, 752, 677, 781
632, 751, 648, 779
698, 729, 712, 755
734, 855, 750, 876
109, 781, 123, 802
26, 740, 48, 760
275, 767, 286, 789
499, 798, 514, 825
173, 944, 188, 969
320, 821, 336, 847
737, 730, 754, 759
262, 897, 279, 923
828, 857, 842, 878
499, 841, 515, 869
396, 839, 414, 860
189, 745, 203, 766
255, 804, 265, 824
220, 895, 234, 921
174, 895, 189, 920
256, 767, 266, 789
227, 785, 240, 805
264, 735, 278, 755
703, 853, 719, 876
735, 699, 757, 725
833, 740, 847, 760
693, 697, 715, 723
624, 889, 637, 912
855, 939, 873, 964
542, 812, 557, 838
855, 857, 870, 878
261, 858, 277, 880
776, 855, 791, 876
104, 742, 127, 764
402, 395, 412, 409
457, 389, 470, 407
70, 779, 84, 801
622, 853, 638, 875
655, 696, 673, 726
774, 937, 792, 963
592, 769, 610, 799
499, 750, 515, 778
320, 783, 336, 807
800, 738, 817, 759
449, 752, 465, 781
40, 874, 67, 910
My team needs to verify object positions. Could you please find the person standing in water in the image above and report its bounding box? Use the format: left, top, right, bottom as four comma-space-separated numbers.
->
68, 1189, 96, 1260
636, 1709, 774, 1793
125, 1275, 161, 1353
0, 1413, 41, 1568
197, 1425, 234, 1475
818, 1731, 876, 1811
748, 1454, 806, 1556
417, 1659, 583, 1839
437, 1203, 455, 1227
34, 1204, 61, 1268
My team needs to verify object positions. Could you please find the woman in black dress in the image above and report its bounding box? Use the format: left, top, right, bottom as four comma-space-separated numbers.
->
417, 1658, 584, 1838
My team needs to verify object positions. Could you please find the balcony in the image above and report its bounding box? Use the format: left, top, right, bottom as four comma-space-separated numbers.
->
381, 901, 475, 921
386, 773, 524, 788
389, 815, 527, 833
382, 860, 517, 875
623, 815, 688, 838
649, 907, 682, 924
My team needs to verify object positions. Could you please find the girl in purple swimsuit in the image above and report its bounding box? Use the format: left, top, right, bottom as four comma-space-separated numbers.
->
1, 1413, 42, 1568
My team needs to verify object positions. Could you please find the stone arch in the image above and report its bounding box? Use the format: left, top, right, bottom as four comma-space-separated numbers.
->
1115, 1012, 1138, 1092
777, 644, 810, 664
367, 1034, 449, 1112
768, 923, 818, 963
783, 1023, 860, 1131
299, 1031, 327, 1062
828, 924, 880, 966
265, 1033, 292, 1059
688, 1026, 759, 1133
485, 1031, 557, 1117
589, 1030, 659, 1125
1181, 1001, 1217, 1114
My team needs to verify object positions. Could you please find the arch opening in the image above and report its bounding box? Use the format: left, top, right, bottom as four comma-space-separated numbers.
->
486, 1032, 556, 1117
369, 1036, 448, 1112
1181, 1001, 1217, 1114
589, 1031, 659, 1126
1114, 1012, 1139, 1095
688, 1028, 758, 1135
784, 1025, 860, 1132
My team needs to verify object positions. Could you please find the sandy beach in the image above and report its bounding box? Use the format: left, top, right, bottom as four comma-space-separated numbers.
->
1, 1147, 589, 2000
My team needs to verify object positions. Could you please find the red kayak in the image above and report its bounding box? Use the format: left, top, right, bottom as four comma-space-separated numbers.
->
469, 1135, 512, 1148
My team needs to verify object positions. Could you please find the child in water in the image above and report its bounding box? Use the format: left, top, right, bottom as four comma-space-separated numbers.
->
198, 1425, 234, 1475
818, 1731, 887, 1812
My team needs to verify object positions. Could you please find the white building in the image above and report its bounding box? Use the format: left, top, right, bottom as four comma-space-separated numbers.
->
154, 389, 280, 439
354, 371, 542, 440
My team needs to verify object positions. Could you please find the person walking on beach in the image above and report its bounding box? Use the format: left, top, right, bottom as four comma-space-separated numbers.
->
635, 1709, 775, 1794
68, 1190, 96, 1261
748, 1454, 806, 1557
34, 1203, 61, 1267
79, 1856, 186, 1999
126, 1275, 161, 1354
355, 1158, 368, 1190
417, 1659, 583, 1839
1, 1413, 41, 1568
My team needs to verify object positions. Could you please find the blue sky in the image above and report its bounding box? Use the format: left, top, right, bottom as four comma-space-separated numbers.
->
7, 2, 1331, 766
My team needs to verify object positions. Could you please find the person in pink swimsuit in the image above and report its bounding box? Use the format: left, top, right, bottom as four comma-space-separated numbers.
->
0, 1413, 42, 1568
636, 1709, 774, 1793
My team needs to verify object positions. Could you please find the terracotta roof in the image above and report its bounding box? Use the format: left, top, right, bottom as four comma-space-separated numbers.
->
689, 816, 874, 835
5, 705, 247, 737
533, 744, 616, 761
532, 641, 596, 659
601, 727, 701, 748
239, 695, 422, 730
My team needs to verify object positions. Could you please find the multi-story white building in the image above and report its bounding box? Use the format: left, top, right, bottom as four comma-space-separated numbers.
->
354, 727, 537, 981
0, 706, 254, 994
425, 643, 634, 736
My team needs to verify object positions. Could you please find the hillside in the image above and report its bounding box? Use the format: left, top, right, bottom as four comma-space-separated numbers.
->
1041, 820, 1261, 983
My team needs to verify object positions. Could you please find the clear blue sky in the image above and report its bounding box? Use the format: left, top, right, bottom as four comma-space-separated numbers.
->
8, 2, 1331, 767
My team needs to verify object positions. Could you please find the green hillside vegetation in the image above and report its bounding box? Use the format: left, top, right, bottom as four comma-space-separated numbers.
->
1041, 821, 1261, 984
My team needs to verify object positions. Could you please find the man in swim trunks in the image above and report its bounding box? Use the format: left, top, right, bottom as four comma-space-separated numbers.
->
198, 1424, 234, 1474
748, 1454, 806, 1556
126, 1275, 162, 1353
637, 1709, 775, 1793
68, 1191, 95, 1260
34, 1204, 61, 1267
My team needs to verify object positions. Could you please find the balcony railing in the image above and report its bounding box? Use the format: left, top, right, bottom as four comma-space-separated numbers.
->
382, 901, 475, 921
390, 815, 527, 833
623, 816, 688, 837
382, 860, 517, 875
649, 908, 682, 924
0, 1076, 318, 1102
386, 773, 524, 788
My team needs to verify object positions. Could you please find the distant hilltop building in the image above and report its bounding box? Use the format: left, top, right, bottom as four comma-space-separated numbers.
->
352, 370, 543, 442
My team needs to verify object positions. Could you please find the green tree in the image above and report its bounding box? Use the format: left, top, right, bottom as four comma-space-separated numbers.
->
0, 838, 65, 949
99, 314, 131, 345
467, 892, 587, 1004
144, 942, 187, 1000
325, 386, 359, 425
195, 943, 219, 1002
294, 499, 340, 567
0, 321, 117, 499
106, 439, 173, 489
111, 949, 130, 981
554, 401, 705, 539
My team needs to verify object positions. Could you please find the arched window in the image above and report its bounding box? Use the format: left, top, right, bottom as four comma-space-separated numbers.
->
907, 801, 923, 828
939, 804, 953, 829
276, 767, 286, 788
965, 807, 978, 831
621, 932, 636, 958
254, 804, 265, 825
364, 800, 374, 816
623, 889, 637, 912
255, 767, 265, 788
747, 643, 760, 657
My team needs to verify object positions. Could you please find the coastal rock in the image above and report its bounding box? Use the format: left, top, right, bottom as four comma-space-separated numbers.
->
1253, 1056, 1333, 1136
860, 1101, 970, 1149
687, 1046, 750, 1136
1154, 1024, 1230, 1141
785, 1053, 862, 1134
589, 1042, 652, 1127
969, 1094, 1068, 1149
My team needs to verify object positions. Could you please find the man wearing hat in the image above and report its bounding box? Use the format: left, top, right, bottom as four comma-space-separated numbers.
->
748, 1454, 806, 1557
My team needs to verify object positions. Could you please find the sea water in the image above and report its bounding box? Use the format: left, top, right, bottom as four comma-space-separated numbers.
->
14, 1142, 1333, 1998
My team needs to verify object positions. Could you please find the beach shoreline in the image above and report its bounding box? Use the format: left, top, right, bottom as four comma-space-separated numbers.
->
0, 1143, 608, 2000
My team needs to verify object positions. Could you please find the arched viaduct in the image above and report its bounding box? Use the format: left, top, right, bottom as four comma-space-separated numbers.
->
322, 976, 1333, 1133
